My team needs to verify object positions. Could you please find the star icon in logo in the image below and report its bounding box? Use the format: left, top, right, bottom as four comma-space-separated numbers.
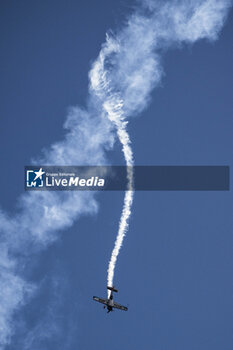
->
34, 168, 45, 181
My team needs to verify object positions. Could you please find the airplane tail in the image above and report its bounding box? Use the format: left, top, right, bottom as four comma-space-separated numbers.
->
107, 286, 118, 293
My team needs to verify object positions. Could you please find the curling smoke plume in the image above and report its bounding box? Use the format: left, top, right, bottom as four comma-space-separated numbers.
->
89, 0, 232, 295
89, 37, 134, 295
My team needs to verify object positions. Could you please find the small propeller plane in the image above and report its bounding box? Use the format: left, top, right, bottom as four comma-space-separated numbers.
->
93, 286, 128, 313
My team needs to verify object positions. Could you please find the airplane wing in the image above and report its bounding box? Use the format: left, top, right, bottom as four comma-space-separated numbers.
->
112, 301, 128, 311
93, 296, 108, 305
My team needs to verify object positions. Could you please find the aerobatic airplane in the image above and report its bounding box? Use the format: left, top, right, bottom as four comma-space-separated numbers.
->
93, 286, 128, 313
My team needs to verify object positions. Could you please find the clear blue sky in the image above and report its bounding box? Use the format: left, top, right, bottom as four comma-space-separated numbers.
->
0, 1, 233, 349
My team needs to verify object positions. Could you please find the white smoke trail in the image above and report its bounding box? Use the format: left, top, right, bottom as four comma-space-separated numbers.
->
105, 102, 134, 293
89, 0, 232, 296
89, 37, 134, 295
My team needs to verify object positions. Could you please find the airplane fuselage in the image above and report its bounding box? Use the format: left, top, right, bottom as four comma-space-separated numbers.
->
106, 293, 114, 312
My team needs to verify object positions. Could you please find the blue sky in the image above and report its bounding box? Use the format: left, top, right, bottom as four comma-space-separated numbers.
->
0, 1, 233, 349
